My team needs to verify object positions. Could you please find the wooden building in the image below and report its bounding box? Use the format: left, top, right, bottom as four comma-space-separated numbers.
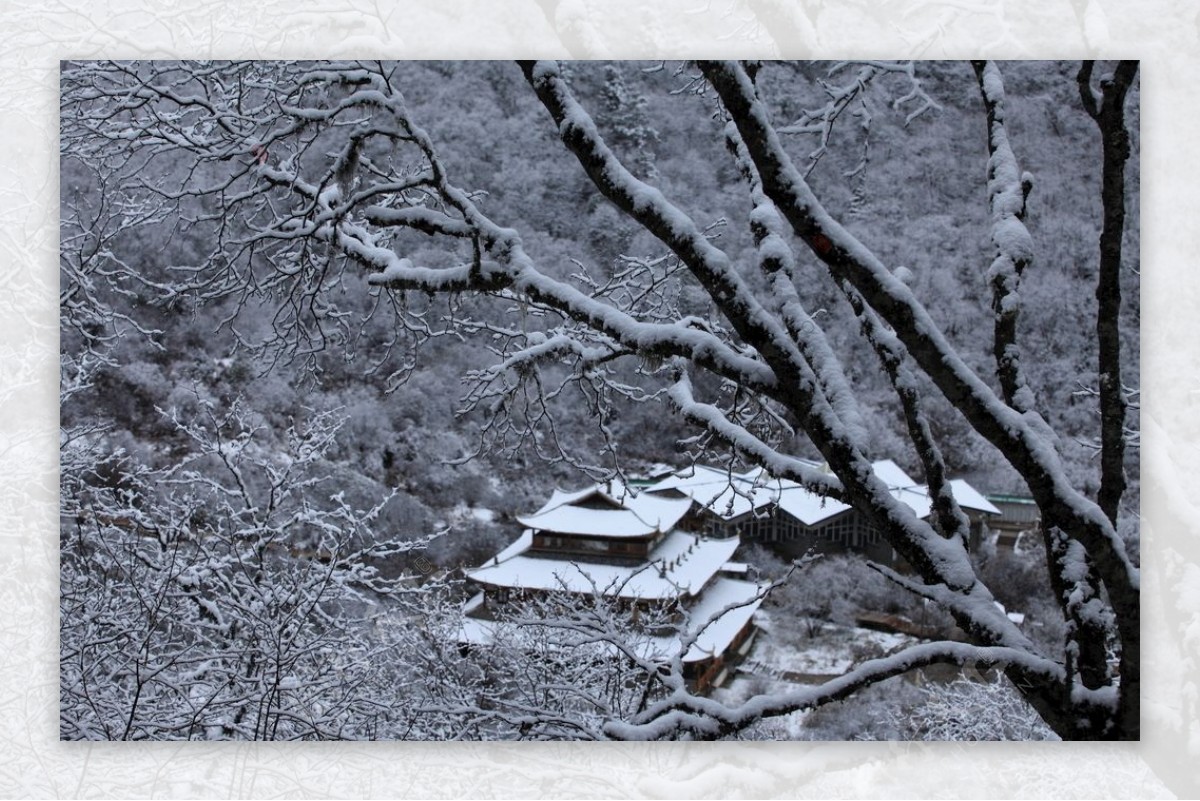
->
984, 493, 1041, 550
642, 460, 1000, 566
461, 483, 765, 693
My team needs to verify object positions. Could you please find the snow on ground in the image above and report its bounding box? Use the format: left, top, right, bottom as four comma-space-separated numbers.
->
707, 606, 920, 738
739, 606, 918, 681
450, 503, 496, 524
710, 672, 812, 739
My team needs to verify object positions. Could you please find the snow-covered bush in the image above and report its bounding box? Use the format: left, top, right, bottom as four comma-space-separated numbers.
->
884, 674, 1060, 741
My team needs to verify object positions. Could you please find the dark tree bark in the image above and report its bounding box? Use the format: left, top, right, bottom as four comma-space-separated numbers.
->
1077, 60, 1138, 528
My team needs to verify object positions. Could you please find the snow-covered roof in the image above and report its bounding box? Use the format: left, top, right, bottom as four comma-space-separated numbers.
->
647, 464, 781, 520
871, 458, 918, 489
947, 479, 1002, 515
888, 481, 1000, 518
517, 483, 694, 538
676, 577, 763, 662
644, 460, 997, 527
890, 485, 934, 520
627, 462, 681, 483
466, 529, 740, 601
775, 489, 852, 526
458, 576, 764, 664
517, 505, 660, 538
490, 529, 535, 563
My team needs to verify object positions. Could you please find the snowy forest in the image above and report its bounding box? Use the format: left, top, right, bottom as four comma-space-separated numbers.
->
58, 60, 1139, 741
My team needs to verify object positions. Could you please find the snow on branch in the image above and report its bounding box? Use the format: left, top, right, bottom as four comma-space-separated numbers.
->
838, 280, 972, 544
605, 639, 1065, 740
698, 59, 1138, 621
972, 60, 1039, 417
722, 118, 869, 451
61, 393, 441, 740
667, 369, 842, 498
520, 60, 814, 409
779, 61, 940, 177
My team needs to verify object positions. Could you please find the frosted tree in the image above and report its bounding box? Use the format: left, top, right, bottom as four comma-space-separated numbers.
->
384, 581, 712, 740
60, 400, 435, 739
879, 673, 1060, 741
598, 63, 659, 178
59, 59, 1139, 740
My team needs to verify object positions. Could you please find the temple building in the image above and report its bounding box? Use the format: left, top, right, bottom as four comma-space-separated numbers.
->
460, 459, 998, 691
461, 482, 763, 692
641, 459, 999, 565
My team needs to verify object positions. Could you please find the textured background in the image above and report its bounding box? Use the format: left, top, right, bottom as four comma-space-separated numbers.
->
3, 1, 1195, 797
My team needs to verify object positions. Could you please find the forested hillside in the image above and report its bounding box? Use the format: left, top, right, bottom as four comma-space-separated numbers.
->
59, 60, 1139, 740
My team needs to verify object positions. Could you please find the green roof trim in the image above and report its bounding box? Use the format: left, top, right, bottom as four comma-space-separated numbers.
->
986, 494, 1037, 505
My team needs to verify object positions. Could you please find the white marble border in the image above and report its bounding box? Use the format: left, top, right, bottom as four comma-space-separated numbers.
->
3, 1, 1193, 797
